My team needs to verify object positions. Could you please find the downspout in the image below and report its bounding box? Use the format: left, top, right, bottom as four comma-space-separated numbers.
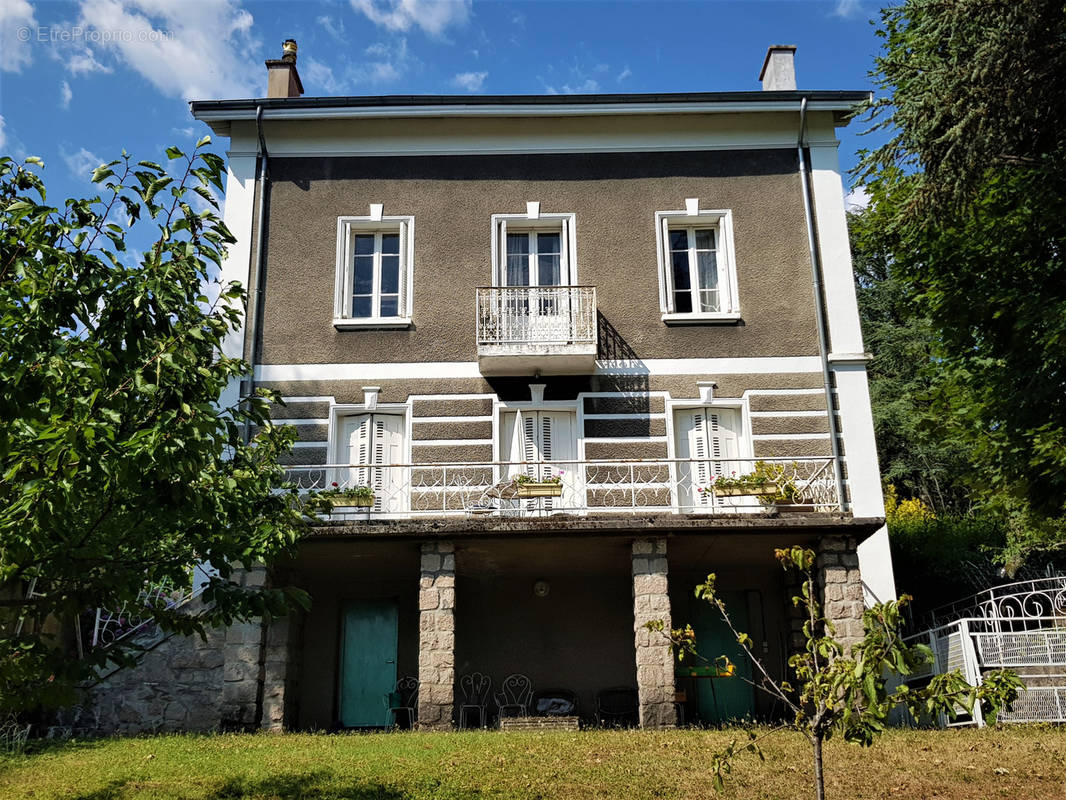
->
797, 97, 848, 511
243, 105, 270, 444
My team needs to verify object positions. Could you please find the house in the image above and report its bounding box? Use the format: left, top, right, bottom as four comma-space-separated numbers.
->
88, 41, 894, 734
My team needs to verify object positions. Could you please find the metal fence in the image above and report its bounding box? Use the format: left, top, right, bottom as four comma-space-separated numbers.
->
905, 576, 1066, 726
476, 286, 597, 347
285, 457, 841, 517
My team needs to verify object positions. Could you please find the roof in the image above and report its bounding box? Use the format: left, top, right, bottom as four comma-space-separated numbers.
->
189, 90, 871, 132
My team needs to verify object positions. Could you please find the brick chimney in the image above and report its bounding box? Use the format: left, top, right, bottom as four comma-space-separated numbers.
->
265, 39, 304, 99
759, 45, 797, 91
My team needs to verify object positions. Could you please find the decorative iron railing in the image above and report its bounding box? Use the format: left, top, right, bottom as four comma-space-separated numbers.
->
925, 577, 1066, 630
285, 457, 841, 517
904, 575, 1066, 727
476, 286, 597, 347
90, 565, 214, 649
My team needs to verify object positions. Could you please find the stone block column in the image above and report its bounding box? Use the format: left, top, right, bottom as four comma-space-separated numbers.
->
632, 538, 677, 728
417, 540, 455, 730
818, 535, 865, 652
221, 565, 267, 731
260, 609, 301, 731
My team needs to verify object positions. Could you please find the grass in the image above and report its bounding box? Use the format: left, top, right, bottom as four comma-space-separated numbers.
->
1, 726, 1064, 800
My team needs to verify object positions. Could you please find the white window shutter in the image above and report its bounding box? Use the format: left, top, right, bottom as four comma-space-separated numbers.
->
398, 220, 408, 317
498, 219, 507, 286
661, 216, 673, 312
347, 414, 372, 488
689, 411, 712, 507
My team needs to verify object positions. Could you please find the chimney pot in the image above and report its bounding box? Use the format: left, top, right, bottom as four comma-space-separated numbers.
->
759, 45, 797, 91
266, 38, 304, 99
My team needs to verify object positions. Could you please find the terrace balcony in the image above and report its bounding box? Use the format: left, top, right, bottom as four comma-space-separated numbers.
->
286, 457, 842, 520
475, 286, 597, 375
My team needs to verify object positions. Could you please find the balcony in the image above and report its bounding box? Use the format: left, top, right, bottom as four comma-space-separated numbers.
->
287, 457, 842, 519
476, 286, 597, 375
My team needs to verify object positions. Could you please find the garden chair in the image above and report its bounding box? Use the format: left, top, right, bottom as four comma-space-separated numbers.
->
385, 675, 419, 729
595, 686, 638, 727
458, 672, 493, 728
495, 673, 533, 719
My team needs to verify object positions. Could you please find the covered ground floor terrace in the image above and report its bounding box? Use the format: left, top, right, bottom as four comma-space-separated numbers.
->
242, 522, 872, 731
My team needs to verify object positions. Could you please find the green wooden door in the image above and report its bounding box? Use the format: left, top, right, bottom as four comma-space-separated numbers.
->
692, 591, 755, 724
339, 600, 399, 727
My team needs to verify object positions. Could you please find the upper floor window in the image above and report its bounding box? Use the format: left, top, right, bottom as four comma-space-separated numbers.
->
333, 214, 414, 330
655, 205, 740, 324
491, 208, 577, 287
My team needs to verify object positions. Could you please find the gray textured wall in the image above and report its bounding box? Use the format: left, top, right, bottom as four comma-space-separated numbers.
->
253, 149, 818, 365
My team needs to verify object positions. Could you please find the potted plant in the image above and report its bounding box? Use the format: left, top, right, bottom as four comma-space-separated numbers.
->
511, 470, 565, 498
307, 482, 375, 513
700, 462, 808, 508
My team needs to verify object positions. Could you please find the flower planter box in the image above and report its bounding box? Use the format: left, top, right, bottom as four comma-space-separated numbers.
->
712, 484, 779, 497
329, 495, 375, 509
515, 483, 563, 498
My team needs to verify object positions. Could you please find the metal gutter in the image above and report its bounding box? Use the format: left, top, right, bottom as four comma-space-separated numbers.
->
797, 96, 848, 511
190, 91, 871, 124
242, 104, 270, 444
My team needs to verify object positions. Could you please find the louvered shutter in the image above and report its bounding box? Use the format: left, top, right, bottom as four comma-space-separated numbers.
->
689, 411, 712, 507
346, 415, 372, 490
371, 414, 405, 512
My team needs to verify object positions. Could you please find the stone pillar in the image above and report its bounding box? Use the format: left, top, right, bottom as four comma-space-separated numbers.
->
632, 538, 676, 728
818, 535, 865, 651
417, 540, 455, 730
220, 565, 267, 731
260, 610, 301, 731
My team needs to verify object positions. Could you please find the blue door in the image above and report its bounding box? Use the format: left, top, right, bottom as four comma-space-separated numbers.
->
339, 600, 399, 727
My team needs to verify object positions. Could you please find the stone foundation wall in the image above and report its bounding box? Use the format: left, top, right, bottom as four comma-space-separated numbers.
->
632, 538, 676, 728
88, 616, 225, 735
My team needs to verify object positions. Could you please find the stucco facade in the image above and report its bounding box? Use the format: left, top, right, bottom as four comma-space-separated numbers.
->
108, 50, 895, 734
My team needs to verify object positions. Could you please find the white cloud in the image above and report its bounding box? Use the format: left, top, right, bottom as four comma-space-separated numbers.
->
60, 80, 73, 109
845, 185, 870, 211
61, 145, 105, 181
317, 14, 345, 41
451, 70, 486, 92
347, 37, 415, 85
172, 125, 196, 137
616, 66, 631, 83
0, 115, 29, 160
63, 44, 112, 75
71, 0, 261, 101
832, 0, 865, 19
350, 0, 470, 37
0, 0, 36, 73
304, 56, 348, 94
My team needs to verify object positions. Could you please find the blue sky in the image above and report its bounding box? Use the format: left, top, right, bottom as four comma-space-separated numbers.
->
1, 0, 886, 213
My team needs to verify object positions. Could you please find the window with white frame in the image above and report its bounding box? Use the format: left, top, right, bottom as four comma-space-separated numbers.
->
492, 210, 577, 287
334, 215, 414, 329
655, 206, 739, 322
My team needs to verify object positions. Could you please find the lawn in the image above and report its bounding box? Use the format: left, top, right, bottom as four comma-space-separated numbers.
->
1, 727, 1064, 800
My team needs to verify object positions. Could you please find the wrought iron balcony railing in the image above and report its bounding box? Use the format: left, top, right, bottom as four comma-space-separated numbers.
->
286, 457, 841, 518
476, 286, 597, 349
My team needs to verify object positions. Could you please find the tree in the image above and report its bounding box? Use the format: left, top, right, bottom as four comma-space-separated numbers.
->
849, 209, 972, 513
650, 547, 1020, 800
0, 145, 308, 713
858, 0, 1066, 566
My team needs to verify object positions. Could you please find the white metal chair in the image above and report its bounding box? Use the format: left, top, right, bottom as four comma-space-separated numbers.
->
458, 672, 493, 728
495, 673, 533, 720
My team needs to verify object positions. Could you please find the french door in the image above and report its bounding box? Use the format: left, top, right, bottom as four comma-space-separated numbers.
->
501, 225, 571, 343
340, 414, 406, 513
674, 407, 743, 511
500, 410, 578, 511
